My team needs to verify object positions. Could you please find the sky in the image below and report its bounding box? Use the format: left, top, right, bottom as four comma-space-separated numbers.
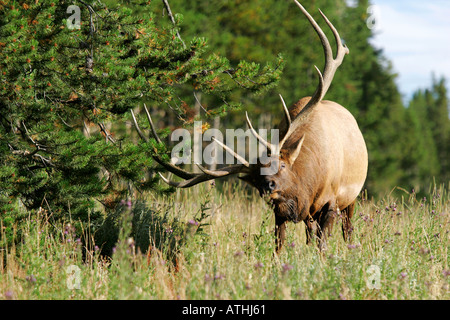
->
366, 0, 450, 103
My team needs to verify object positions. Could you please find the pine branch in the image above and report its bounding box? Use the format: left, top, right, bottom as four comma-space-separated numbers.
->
162, 0, 186, 49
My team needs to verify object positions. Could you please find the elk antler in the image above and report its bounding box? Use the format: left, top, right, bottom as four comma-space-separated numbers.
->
158, 163, 246, 188
245, 1, 348, 156
130, 105, 249, 188
244, 94, 292, 156
282, 1, 349, 146
131, 105, 197, 180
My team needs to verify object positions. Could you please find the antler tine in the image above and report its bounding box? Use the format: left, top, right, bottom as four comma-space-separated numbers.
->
196, 164, 226, 177
143, 103, 162, 144
158, 172, 210, 188
316, 8, 349, 97
277, 94, 292, 152
318, 9, 349, 60
196, 163, 248, 177
278, 66, 324, 151
212, 136, 250, 167
293, 1, 333, 62
130, 107, 199, 179
245, 112, 276, 155
130, 109, 148, 142
159, 164, 247, 188
279, 94, 291, 126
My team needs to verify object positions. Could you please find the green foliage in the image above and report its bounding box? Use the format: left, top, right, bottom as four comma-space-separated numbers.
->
408, 76, 450, 185
94, 187, 213, 267
0, 0, 283, 232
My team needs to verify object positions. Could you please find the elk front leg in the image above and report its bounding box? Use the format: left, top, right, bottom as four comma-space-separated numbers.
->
274, 215, 287, 254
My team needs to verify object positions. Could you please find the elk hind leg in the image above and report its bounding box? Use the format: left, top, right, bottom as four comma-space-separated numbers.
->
341, 200, 355, 242
317, 205, 337, 251
304, 217, 318, 245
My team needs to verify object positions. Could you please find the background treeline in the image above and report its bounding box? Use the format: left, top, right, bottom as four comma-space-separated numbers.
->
0, 0, 448, 233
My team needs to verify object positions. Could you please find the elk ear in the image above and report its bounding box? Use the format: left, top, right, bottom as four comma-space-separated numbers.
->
287, 134, 306, 166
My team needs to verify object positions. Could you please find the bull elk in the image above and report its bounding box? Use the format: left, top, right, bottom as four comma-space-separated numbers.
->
131, 0, 368, 253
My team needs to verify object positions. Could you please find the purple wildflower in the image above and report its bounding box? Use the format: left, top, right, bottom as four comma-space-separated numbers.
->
295, 289, 303, 297
281, 263, 294, 274
214, 273, 225, 280
188, 219, 199, 226
25, 275, 36, 283
234, 251, 244, 257
4, 290, 14, 300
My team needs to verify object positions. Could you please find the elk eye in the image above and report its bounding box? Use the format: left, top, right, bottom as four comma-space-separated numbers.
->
268, 180, 276, 191
280, 162, 286, 170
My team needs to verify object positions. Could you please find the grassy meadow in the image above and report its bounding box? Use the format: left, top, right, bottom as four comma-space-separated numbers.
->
0, 181, 449, 300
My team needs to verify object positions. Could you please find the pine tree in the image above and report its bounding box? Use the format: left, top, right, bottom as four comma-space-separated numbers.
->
406, 90, 440, 189
409, 76, 450, 186
0, 0, 283, 239
428, 76, 450, 183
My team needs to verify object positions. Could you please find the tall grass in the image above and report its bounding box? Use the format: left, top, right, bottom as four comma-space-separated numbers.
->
1, 182, 449, 299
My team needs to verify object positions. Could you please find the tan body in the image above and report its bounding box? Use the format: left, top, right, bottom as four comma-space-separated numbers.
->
280, 97, 367, 218
265, 97, 368, 248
